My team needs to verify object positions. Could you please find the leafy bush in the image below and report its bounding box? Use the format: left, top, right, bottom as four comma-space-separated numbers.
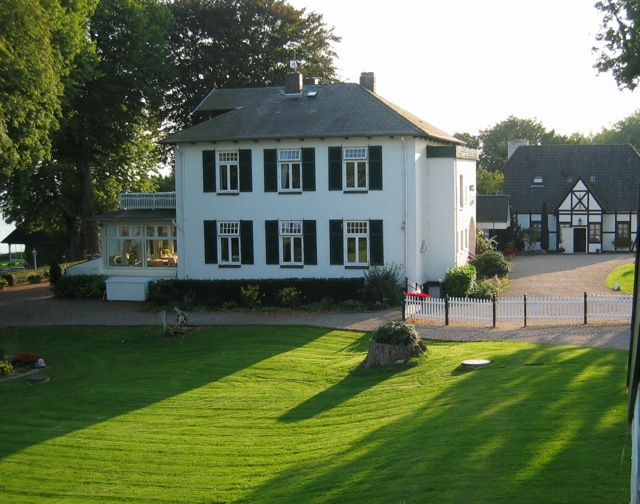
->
240, 284, 264, 308
3, 274, 14, 286
372, 321, 420, 346
361, 263, 403, 307
471, 251, 512, 279
49, 262, 63, 284
27, 273, 44, 284
52, 275, 105, 298
276, 286, 302, 308
11, 352, 43, 368
443, 265, 476, 298
0, 360, 14, 376
471, 276, 508, 299
475, 229, 498, 255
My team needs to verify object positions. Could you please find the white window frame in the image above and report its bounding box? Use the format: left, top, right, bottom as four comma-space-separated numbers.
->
218, 151, 239, 193
343, 147, 368, 191
345, 220, 369, 266
278, 149, 302, 192
218, 221, 240, 264
279, 220, 303, 265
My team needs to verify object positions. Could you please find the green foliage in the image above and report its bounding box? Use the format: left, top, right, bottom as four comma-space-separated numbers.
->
276, 286, 302, 308
471, 276, 509, 300
518, 227, 540, 249
240, 284, 264, 308
372, 321, 420, 346
0, 360, 13, 376
471, 251, 512, 279
52, 274, 105, 298
147, 278, 365, 309
27, 273, 44, 283
475, 229, 498, 254
476, 166, 504, 195
361, 263, 403, 307
49, 261, 63, 284
2, 273, 14, 286
594, 0, 640, 90
444, 265, 477, 298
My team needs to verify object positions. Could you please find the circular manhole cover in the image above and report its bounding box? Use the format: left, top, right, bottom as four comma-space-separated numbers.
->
26, 375, 49, 384
461, 359, 491, 368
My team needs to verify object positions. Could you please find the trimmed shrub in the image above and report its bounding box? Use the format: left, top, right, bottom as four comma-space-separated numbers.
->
443, 265, 476, 298
3, 274, 14, 287
240, 284, 263, 308
52, 275, 105, 298
49, 262, 63, 284
361, 263, 403, 307
0, 360, 14, 376
276, 286, 302, 308
372, 321, 420, 346
471, 251, 512, 279
471, 276, 508, 300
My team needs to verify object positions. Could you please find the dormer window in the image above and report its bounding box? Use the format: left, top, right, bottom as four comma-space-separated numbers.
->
532, 176, 544, 186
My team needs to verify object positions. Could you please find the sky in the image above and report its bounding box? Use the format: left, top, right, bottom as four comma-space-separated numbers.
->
287, 0, 639, 137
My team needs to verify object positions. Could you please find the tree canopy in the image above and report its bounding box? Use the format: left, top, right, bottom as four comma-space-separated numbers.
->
594, 0, 640, 90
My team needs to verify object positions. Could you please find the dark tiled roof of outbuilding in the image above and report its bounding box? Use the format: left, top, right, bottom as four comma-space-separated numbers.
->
87, 209, 176, 221
161, 83, 462, 144
477, 195, 510, 223
502, 144, 640, 213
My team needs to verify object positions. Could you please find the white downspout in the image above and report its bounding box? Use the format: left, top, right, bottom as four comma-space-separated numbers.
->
401, 137, 408, 287
175, 145, 186, 279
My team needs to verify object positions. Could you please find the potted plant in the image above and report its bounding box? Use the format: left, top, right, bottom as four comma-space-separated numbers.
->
613, 235, 632, 251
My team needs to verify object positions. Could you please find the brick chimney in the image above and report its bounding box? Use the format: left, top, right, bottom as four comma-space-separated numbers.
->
359, 72, 376, 93
285, 72, 303, 94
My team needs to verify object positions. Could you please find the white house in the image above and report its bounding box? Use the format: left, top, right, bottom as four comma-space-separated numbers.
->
72, 73, 477, 300
503, 142, 639, 253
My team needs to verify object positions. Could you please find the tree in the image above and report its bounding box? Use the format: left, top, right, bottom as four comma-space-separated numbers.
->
476, 166, 504, 195
453, 131, 480, 149
540, 202, 549, 251
166, 0, 340, 131
0, 0, 97, 179
478, 116, 564, 171
594, 0, 640, 90
592, 109, 640, 150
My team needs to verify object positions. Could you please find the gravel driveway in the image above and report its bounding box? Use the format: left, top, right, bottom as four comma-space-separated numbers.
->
0, 253, 634, 349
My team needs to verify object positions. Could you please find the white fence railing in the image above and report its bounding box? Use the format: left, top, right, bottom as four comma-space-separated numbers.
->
405, 293, 633, 327
119, 192, 176, 209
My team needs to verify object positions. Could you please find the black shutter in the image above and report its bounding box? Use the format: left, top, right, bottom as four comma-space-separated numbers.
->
239, 149, 252, 192
240, 220, 254, 264
302, 148, 316, 191
369, 146, 382, 190
203, 150, 216, 192
265, 220, 279, 265
328, 146, 342, 191
369, 220, 384, 266
204, 220, 217, 264
303, 220, 317, 265
264, 149, 277, 192
329, 219, 343, 265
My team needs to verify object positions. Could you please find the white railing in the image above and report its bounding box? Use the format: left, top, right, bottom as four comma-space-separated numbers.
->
405, 293, 633, 327
119, 192, 176, 209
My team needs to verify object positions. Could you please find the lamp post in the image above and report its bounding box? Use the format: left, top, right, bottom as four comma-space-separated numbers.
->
32, 248, 37, 269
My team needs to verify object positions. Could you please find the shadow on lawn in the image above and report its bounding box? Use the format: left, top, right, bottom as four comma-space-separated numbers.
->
0, 324, 330, 460
238, 344, 630, 503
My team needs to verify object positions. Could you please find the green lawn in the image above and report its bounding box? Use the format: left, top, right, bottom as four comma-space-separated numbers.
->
606, 262, 636, 294
0, 325, 631, 503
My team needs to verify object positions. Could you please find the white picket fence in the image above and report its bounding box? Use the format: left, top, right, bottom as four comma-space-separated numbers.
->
404, 293, 633, 327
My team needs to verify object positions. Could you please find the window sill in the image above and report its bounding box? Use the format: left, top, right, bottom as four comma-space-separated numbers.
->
218, 264, 241, 268
280, 265, 304, 269
345, 265, 369, 270
343, 190, 368, 194
278, 190, 303, 195
217, 191, 240, 196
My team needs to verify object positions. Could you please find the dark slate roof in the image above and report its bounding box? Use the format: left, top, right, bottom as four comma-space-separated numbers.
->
477, 195, 510, 223
87, 209, 176, 221
161, 83, 462, 144
1, 229, 55, 245
502, 144, 640, 213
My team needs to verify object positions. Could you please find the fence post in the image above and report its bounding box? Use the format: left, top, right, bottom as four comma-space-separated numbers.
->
492, 294, 497, 328
583, 291, 588, 325
523, 294, 527, 327
445, 295, 450, 326
402, 277, 408, 321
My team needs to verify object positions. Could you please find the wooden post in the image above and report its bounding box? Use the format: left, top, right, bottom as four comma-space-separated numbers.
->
584, 291, 588, 325
445, 295, 450, 326
402, 277, 408, 321
492, 294, 497, 328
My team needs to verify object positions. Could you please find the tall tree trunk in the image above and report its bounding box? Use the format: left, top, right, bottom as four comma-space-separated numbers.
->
77, 148, 99, 258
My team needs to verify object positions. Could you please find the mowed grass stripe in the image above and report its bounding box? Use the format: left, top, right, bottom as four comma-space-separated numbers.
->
0, 325, 631, 503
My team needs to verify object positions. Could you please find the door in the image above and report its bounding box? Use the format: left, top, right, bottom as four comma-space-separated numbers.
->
573, 228, 587, 253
